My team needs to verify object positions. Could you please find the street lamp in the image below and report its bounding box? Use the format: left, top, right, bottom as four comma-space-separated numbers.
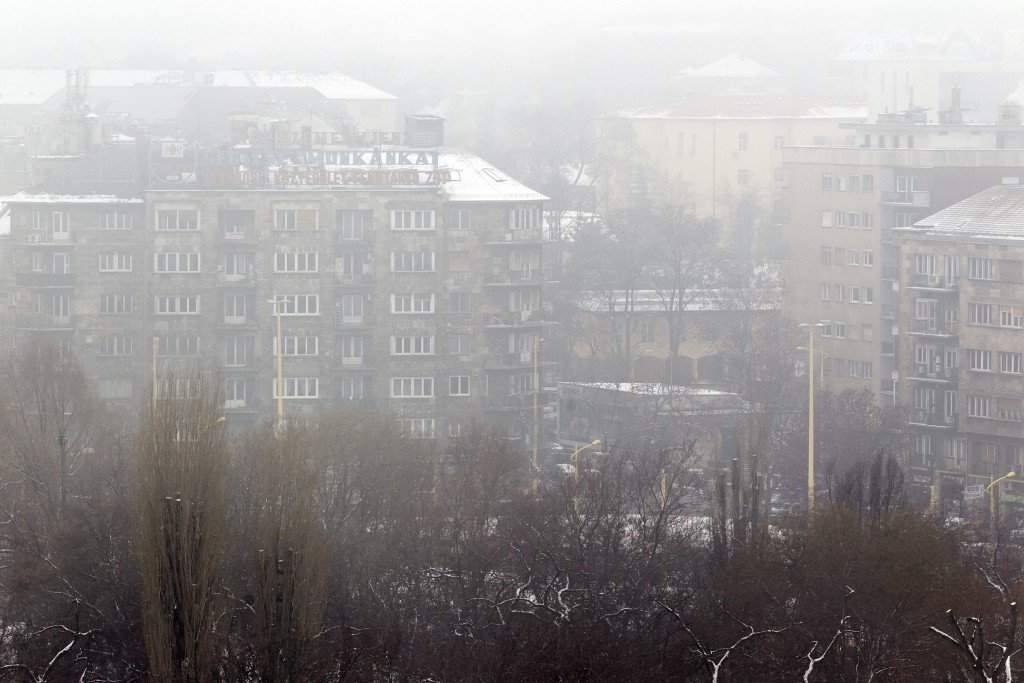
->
798, 322, 826, 513
268, 295, 285, 433
571, 439, 601, 513
987, 471, 1016, 542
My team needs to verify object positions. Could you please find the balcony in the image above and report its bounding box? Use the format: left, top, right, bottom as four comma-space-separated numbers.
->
881, 189, 931, 207
906, 272, 957, 291
484, 270, 545, 287
908, 319, 958, 337
485, 229, 546, 246
484, 311, 546, 329
336, 271, 375, 286
909, 409, 955, 428
15, 314, 74, 331
15, 272, 76, 288
909, 363, 956, 382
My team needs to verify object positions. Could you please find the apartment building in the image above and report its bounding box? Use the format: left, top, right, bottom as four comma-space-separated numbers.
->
4, 144, 551, 445
780, 109, 1024, 401
895, 184, 1024, 517
596, 96, 865, 233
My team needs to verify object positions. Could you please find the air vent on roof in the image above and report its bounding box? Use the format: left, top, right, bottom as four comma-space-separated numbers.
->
481, 168, 506, 182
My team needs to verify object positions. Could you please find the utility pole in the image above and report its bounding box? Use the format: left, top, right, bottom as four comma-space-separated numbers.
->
152, 335, 159, 410
808, 326, 815, 513
272, 295, 284, 434
532, 335, 540, 492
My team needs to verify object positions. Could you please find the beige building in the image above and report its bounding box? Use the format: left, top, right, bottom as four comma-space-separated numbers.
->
596, 97, 866, 232
895, 185, 1024, 518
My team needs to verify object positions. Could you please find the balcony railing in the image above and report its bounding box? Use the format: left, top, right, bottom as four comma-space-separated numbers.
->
910, 363, 956, 382
484, 311, 545, 328
484, 270, 545, 286
907, 272, 957, 290
909, 409, 956, 428
881, 189, 931, 207
909, 319, 958, 336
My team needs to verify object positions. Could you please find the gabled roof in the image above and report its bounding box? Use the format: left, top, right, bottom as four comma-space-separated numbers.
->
909, 184, 1024, 240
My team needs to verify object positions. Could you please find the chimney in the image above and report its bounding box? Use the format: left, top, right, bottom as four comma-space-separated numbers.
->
405, 114, 445, 148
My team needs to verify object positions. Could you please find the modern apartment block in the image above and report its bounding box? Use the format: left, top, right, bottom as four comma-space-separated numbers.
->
4, 142, 551, 444
780, 104, 1024, 402
895, 184, 1024, 517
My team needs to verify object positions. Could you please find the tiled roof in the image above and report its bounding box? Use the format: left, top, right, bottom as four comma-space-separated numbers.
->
910, 184, 1024, 239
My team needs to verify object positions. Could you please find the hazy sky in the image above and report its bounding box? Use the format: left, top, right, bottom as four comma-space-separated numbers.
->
3, 0, 1023, 97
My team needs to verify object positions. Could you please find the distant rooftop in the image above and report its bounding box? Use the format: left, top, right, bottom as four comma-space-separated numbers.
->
677, 55, 780, 80
0, 69, 395, 105
907, 183, 1024, 240
439, 152, 548, 203
616, 95, 867, 121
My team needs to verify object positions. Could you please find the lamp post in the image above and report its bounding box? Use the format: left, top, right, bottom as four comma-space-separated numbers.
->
987, 470, 1016, 542
798, 322, 826, 513
571, 439, 601, 513
268, 295, 285, 434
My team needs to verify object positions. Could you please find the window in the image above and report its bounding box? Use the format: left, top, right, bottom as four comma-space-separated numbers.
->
967, 349, 992, 371
834, 321, 847, 339
337, 335, 363, 363
274, 251, 319, 273
737, 132, 748, 151
30, 252, 43, 272
391, 293, 435, 314
223, 252, 253, 276
337, 209, 372, 240
847, 175, 861, 192
275, 335, 320, 357
862, 175, 874, 192
102, 211, 134, 230
156, 208, 199, 231
449, 292, 472, 313
449, 375, 471, 396
275, 294, 319, 316
914, 254, 936, 275
51, 212, 69, 239
220, 209, 253, 238
391, 335, 434, 355
820, 283, 830, 301
862, 212, 874, 228
834, 211, 846, 228
821, 247, 832, 266
822, 174, 834, 191
737, 169, 750, 185
863, 288, 874, 304
1001, 352, 1023, 374
273, 207, 318, 231
968, 257, 994, 281
509, 206, 541, 230
820, 210, 834, 228
223, 335, 253, 367
913, 385, 936, 412
274, 377, 319, 399
944, 391, 957, 418
849, 286, 861, 303
849, 360, 873, 379
448, 333, 472, 354
969, 303, 994, 325
156, 334, 201, 357
339, 294, 365, 323
999, 306, 1024, 328
100, 294, 134, 314
154, 252, 200, 273
158, 378, 201, 400
391, 250, 435, 272
99, 252, 133, 272
862, 250, 874, 266
640, 319, 656, 344
390, 209, 436, 231
97, 334, 135, 357
155, 295, 199, 315
223, 294, 248, 323
224, 378, 247, 408
773, 135, 785, 150
967, 395, 991, 418
340, 376, 366, 401
449, 208, 471, 230
391, 377, 434, 398
399, 417, 435, 439
847, 251, 861, 266
914, 435, 934, 462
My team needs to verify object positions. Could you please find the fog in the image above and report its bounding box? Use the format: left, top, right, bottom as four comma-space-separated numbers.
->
6, 1, 1024, 679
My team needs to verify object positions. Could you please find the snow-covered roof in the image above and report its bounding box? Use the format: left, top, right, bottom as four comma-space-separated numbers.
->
618, 100, 868, 121
0, 69, 395, 105
559, 382, 752, 416
563, 382, 735, 397
677, 55, 780, 80
3, 192, 143, 205
907, 184, 1024, 240
575, 287, 781, 314
439, 152, 548, 203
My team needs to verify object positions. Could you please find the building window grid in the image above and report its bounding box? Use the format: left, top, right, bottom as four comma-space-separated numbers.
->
391, 377, 434, 398
273, 377, 320, 399
155, 208, 199, 231
99, 252, 133, 272
154, 252, 201, 274
273, 251, 319, 273
390, 209, 436, 231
